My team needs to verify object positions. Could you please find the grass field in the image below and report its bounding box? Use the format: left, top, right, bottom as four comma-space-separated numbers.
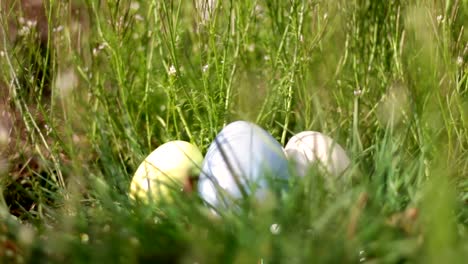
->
0, 0, 467, 263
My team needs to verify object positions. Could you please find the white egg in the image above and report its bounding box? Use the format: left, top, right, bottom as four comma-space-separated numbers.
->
198, 121, 289, 209
284, 131, 350, 177
129, 140, 203, 203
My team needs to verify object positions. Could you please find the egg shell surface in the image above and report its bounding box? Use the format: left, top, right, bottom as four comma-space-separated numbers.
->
198, 121, 290, 209
130, 140, 203, 202
284, 131, 350, 177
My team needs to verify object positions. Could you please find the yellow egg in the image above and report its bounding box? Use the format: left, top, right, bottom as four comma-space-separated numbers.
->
129, 140, 203, 202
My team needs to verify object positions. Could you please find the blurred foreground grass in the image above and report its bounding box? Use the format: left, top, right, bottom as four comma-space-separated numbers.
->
0, 0, 467, 263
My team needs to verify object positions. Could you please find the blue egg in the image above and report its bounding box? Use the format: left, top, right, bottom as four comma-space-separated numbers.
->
198, 121, 290, 210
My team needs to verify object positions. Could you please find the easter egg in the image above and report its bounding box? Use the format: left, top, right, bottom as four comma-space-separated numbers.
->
198, 121, 290, 209
129, 140, 203, 202
284, 131, 350, 177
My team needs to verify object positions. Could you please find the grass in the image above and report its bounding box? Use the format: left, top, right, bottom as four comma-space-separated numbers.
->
0, 0, 467, 262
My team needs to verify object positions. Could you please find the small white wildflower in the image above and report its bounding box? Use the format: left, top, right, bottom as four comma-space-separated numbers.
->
354, 89, 362, 96
255, 4, 263, 14
264, 55, 270, 61
247, 44, 255, 52
44, 124, 52, 135
270, 223, 281, 235
53, 25, 64, 33
18, 26, 30, 36
18, 17, 25, 24
456, 56, 463, 66
436, 15, 443, 24
0, 51, 4, 57
135, 14, 144, 21
80, 233, 89, 243
26, 20, 37, 28
359, 249, 367, 262
116, 16, 125, 28
130, 1, 140, 11
254, 4, 262, 12
168, 65, 177, 75
93, 43, 106, 56
323, 13, 328, 20
202, 64, 209, 73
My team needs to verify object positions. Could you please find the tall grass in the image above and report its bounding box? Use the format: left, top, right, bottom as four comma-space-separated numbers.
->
0, 0, 467, 262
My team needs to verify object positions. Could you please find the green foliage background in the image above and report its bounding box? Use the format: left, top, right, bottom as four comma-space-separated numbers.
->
0, 0, 467, 263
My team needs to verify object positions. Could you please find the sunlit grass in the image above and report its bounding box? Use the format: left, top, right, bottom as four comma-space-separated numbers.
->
0, 0, 467, 262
